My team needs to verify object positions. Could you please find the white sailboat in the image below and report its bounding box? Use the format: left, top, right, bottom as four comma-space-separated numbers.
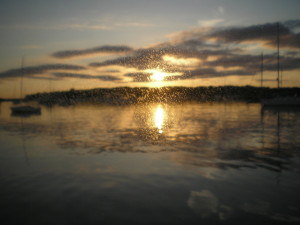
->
10, 57, 41, 115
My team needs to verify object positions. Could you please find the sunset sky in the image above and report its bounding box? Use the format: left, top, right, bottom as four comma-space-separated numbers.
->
0, 0, 300, 98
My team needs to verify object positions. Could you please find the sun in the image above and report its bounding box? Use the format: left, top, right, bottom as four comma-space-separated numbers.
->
152, 71, 167, 82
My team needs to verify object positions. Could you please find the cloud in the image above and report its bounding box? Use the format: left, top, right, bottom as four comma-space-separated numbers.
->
168, 21, 300, 49
280, 33, 300, 48
52, 45, 133, 58
124, 72, 153, 82
198, 19, 224, 28
52, 72, 122, 81
89, 47, 175, 70
165, 68, 256, 81
207, 22, 300, 49
265, 56, 300, 71
208, 22, 290, 42
126, 67, 256, 83
0, 64, 85, 79
102, 69, 121, 73
207, 53, 300, 72
283, 20, 300, 29
27, 76, 61, 81
3, 20, 300, 85
86, 21, 300, 83
166, 27, 213, 44
89, 46, 233, 72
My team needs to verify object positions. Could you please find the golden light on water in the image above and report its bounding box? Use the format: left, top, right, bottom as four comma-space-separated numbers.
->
155, 106, 164, 133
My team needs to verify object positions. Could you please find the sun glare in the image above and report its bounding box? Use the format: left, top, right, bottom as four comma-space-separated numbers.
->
152, 71, 167, 82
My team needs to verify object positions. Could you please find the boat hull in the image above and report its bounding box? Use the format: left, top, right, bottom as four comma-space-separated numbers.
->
262, 97, 300, 107
10, 105, 41, 115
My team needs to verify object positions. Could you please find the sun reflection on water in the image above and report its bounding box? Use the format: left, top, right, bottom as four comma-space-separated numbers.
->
155, 106, 164, 133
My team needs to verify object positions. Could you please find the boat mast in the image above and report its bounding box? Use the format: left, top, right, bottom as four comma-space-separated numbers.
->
261, 52, 264, 88
20, 56, 24, 98
277, 23, 280, 88
280, 67, 283, 87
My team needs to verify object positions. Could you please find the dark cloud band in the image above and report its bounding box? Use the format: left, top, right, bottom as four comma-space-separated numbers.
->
0, 64, 85, 79
52, 45, 133, 58
52, 72, 122, 81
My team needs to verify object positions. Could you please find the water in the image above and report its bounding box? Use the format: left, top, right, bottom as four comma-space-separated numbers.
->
0, 101, 300, 225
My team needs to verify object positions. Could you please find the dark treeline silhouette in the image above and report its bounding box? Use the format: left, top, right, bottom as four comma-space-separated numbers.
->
20, 86, 300, 106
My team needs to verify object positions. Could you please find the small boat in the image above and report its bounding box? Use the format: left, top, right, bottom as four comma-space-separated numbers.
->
11, 105, 41, 114
10, 57, 42, 116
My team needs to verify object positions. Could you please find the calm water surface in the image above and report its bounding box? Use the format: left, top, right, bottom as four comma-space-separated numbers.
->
0, 102, 300, 225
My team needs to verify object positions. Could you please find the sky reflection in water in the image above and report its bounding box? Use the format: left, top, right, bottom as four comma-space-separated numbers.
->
0, 102, 300, 225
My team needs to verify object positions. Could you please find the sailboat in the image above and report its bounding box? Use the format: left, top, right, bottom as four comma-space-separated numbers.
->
11, 105, 41, 114
10, 57, 41, 115
261, 23, 300, 107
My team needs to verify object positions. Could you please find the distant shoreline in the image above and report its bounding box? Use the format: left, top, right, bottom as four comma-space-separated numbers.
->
2, 86, 300, 106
